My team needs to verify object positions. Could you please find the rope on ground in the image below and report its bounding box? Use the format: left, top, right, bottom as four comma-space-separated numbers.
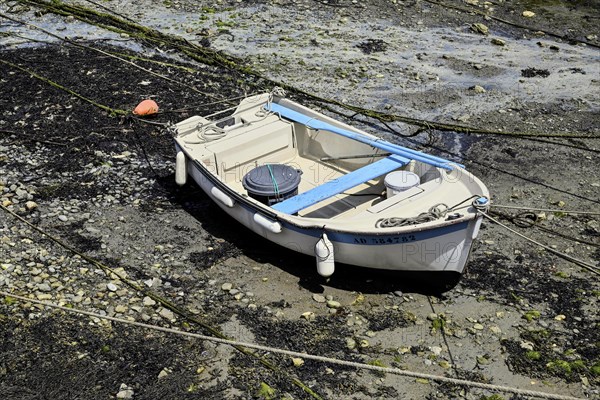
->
0, 291, 584, 400
481, 212, 600, 276
491, 204, 600, 216
0, 204, 323, 400
489, 210, 600, 248
12, 0, 600, 141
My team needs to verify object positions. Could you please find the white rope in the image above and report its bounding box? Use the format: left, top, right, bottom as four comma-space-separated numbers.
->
0, 291, 583, 400
491, 204, 600, 216
481, 213, 600, 276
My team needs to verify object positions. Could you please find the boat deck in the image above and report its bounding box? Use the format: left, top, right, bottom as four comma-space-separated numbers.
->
226, 154, 390, 219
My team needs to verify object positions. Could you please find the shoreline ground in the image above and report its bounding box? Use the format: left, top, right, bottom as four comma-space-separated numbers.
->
1, 1, 598, 399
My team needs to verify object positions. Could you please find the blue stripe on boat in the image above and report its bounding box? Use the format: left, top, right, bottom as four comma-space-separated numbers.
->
272, 154, 410, 214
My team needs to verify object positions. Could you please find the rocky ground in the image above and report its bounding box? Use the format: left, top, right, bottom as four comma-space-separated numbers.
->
0, 0, 599, 399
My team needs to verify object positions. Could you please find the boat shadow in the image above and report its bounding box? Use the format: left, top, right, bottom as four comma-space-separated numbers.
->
161, 176, 460, 296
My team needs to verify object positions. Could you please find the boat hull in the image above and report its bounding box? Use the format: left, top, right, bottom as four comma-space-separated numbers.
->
179, 145, 481, 274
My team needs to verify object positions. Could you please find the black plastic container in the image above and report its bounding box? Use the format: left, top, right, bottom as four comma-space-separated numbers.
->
242, 164, 302, 206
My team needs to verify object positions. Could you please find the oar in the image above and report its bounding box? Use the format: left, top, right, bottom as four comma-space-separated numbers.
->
267, 103, 463, 170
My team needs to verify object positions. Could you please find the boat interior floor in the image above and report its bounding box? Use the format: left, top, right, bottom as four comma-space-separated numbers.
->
225, 154, 390, 219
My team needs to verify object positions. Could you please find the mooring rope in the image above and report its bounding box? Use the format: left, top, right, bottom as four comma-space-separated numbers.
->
490, 204, 600, 216
0, 291, 584, 400
480, 212, 600, 276
8, 0, 600, 141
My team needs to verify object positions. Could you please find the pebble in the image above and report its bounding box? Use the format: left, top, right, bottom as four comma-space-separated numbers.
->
37, 283, 51, 292
158, 368, 171, 379
522, 11, 535, 18
106, 283, 118, 292
471, 23, 489, 35
58, 215, 68, 222
221, 282, 233, 291
116, 384, 134, 399
291, 357, 304, 367
143, 296, 156, 306
159, 308, 175, 321
312, 293, 326, 303
346, 338, 357, 350
491, 38, 506, 46
472, 85, 486, 94
301, 311, 315, 321
326, 300, 341, 309
25, 201, 38, 210
473, 323, 484, 330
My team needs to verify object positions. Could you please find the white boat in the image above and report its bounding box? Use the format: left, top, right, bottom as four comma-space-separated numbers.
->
172, 92, 489, 286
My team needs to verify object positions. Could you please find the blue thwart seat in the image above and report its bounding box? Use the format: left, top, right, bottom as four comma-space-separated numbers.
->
272, 154, 410, 215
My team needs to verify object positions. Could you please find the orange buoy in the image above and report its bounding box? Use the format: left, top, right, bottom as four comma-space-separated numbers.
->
133, 99, 159, 116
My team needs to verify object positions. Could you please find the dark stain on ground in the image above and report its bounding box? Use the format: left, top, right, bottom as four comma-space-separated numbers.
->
0, 43, 251, 202
232, 307, 372, 396
356, 39, 388, 54
0, 313, 228, 400
462, 252, 600, 384
359, 309, 416, 331
521, 67, 551, 78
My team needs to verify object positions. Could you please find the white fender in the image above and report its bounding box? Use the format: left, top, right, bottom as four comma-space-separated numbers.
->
253, 213, 282, 234
210, 186, 235, 208
175, 151, 187, 186
471, 216, 483, 239
315, 233, 335, 277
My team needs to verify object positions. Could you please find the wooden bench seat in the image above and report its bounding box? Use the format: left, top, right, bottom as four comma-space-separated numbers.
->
272, 155, 410, 214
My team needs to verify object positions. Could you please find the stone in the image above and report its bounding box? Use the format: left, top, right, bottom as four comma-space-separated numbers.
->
346, 338, 357, 350
522, 11, 535, 18
520, 341, 534, 351
159, 308, 175, 321
554, 314, 566, 321
115, 305, 127, 313
326, 300, 341, 309
427, 313, 438, 321
300, 311, 315, 321
143, 296, 156, 306
430, 346, 442, 356
312, 293, 326, 303
106, 283, 118, 292
116, 384, 134, 399
472, 85, 486, 93
58, 215, 68, 222
291, 357, 304, 367
471, 23, 489, 35
221, 282, 233, 291
473, 323, 484, 330
158, 368, 171, 379
37, 283, 51, 292
25, 201, 38, 210
491, 38, 506, 46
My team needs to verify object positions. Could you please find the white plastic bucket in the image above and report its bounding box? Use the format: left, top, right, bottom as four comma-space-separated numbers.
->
384, 171, 420, 198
